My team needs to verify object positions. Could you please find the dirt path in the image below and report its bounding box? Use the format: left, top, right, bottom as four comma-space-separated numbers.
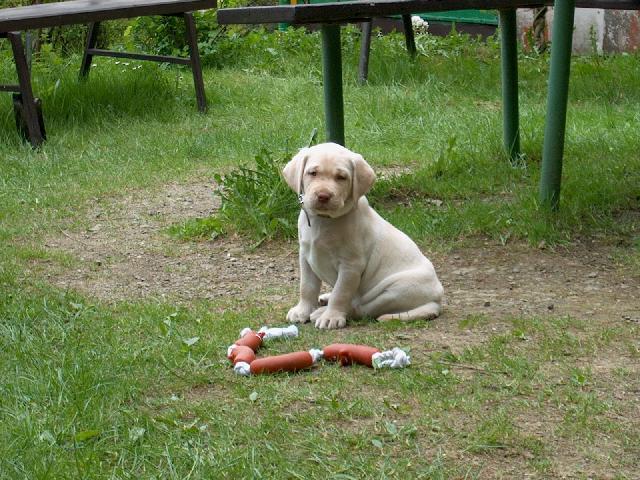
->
41, 177, 639, 327
43, 179, 297, 305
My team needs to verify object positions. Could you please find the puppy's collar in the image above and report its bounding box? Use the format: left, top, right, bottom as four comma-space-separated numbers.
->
298, 192, 311, 227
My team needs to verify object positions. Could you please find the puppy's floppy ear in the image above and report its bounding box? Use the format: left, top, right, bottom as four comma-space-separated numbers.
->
351, 153, 376, 199
282, 148, 309, 193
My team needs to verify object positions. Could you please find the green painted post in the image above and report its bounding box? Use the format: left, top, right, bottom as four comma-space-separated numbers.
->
540, 0, 575, 210
278, 0, 289, 31
321, 24, 345, 146
499, 9, 520, 163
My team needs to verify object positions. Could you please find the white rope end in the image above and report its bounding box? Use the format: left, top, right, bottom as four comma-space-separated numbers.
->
372, 347, 411, 369
239, 327, 253, 338
233, 362, 251, 376
259, 324, 299, 340
308, 349, 323, 364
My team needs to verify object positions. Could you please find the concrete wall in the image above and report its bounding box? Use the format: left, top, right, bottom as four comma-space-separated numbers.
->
517, 8, 640, 53
603, 9, 640, 52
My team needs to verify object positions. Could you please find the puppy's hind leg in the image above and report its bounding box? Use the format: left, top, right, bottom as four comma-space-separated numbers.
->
377, 302, 442, 322
318, 292, 331, 306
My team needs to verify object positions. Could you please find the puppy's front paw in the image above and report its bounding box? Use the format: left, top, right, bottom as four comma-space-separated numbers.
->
314, 309, 347, 329
286, 303, 314, 324
310, 306, 327, 323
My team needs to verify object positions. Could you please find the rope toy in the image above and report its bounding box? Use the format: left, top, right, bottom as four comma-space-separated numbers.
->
227, 326, 411, 376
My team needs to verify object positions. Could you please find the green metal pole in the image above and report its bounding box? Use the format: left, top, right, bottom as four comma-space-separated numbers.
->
499, 9, 520, 163
278, 0, 289, 31
321, 24, 345, 146
539, 0, 575, 210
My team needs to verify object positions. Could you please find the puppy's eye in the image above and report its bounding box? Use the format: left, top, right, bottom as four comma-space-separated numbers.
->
307, 171, 317, 177
336, 174, 348, 181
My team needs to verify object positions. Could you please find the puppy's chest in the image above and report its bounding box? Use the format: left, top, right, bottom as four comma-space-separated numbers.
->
300, 238, 340, 285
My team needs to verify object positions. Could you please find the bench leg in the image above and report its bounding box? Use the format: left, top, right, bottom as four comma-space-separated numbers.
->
358, 20, 373, 85
80, 22, 100, 79
184, 12, 207, 113
539, 0, 575, 210
8, 32, 44, 147
499, 9, 520, 163
401, 14, 416, 57
321, 24, 345, 146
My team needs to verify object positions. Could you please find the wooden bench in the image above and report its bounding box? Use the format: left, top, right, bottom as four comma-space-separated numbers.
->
1, 0, 217, 146
218, 0, 639, 209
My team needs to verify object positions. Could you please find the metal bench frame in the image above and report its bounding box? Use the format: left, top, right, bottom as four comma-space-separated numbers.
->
1, 0, 216, 147
218, 0, 640, 209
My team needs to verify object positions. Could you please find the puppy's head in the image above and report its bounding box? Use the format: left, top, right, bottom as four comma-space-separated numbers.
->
283, 143, 376, 218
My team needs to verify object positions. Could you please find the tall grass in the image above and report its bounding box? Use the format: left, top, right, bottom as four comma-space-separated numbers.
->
2, 28, 638, 247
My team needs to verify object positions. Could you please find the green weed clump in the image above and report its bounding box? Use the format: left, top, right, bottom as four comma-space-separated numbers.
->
169, 149, 298, 245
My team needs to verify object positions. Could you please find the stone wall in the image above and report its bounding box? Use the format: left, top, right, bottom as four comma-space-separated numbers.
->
517, 8, 640, 53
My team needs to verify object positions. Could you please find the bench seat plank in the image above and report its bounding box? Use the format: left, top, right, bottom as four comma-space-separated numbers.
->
217, 0, 542, 25
217, 0, 639, 25
0, 0, 216, 33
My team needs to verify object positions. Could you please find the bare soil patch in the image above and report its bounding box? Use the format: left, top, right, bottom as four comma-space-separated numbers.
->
41, 176, 639, 327
43, 177, 298, 306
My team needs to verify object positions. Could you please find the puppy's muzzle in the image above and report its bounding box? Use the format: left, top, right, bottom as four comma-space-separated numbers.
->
316, 191, 332, 205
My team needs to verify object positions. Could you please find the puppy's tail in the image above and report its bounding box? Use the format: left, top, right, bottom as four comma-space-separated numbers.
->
377, 302, 441, 322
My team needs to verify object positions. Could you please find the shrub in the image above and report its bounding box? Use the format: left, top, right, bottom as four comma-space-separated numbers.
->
126, 1, 254, 58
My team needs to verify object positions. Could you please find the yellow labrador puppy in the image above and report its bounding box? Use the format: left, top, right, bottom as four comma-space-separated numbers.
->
283, 142, 444, 329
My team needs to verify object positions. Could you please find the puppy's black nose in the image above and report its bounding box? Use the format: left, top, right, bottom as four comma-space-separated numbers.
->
317, 192, 331, 204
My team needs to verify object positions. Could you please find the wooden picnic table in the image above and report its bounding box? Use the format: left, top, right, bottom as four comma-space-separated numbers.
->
1, 0, 217, 147
218, 0, 640, 209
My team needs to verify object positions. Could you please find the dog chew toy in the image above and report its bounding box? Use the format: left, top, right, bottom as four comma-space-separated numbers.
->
323, 343, 380, 367
233, 329, 263, 351
257, 325, 299, 340
227, 327, 410, 376
227, 345, 256, 365
228, 326, 301, 375
323, 344, 411, 369
248, 349, 323, 375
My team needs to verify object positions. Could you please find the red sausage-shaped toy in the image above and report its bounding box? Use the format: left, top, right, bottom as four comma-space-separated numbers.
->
234, 329, 263, 352
323, 344, 380, 367
250, 351, 317, 375
228, 345, 256, 365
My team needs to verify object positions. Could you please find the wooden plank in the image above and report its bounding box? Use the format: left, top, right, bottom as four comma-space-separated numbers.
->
217, 0, 640, 25
217, 1, 543, 25
7, 31, 45, 146
0, 0, 217, 33
183, 12, 207, 112
86, 48, 191, 65
574, 0, 640, 7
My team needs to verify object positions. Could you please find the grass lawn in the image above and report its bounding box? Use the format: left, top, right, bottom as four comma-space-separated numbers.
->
1, 27, 638, 478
